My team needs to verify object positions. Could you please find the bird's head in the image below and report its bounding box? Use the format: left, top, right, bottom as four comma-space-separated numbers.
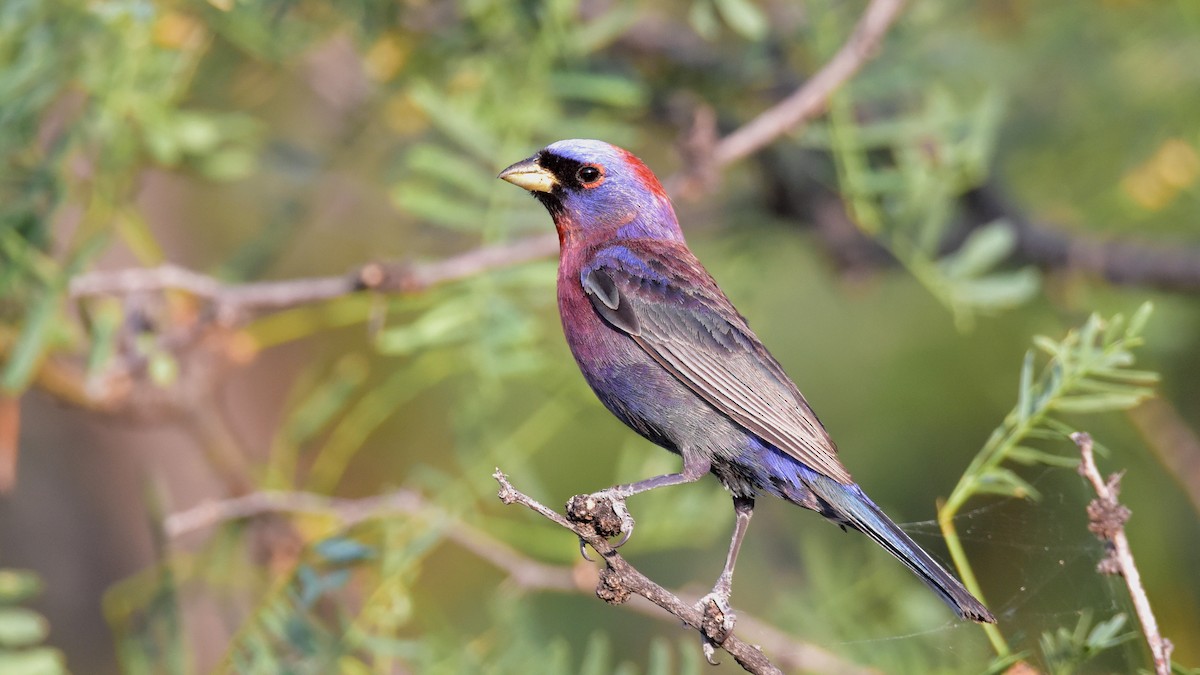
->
499, 139, 683, 244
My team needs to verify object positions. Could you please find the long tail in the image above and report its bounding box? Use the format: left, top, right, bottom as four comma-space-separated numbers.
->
802, 472, 996, 623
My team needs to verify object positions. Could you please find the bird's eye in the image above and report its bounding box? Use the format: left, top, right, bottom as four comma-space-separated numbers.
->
577, 165, 602, 185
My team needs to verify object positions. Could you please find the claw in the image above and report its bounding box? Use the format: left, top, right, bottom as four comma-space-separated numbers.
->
694, 587, 736, 663
567, 489, 636, 545
578, 536, 593, 562
606, 495, 635, 547
701, 638, 719, 665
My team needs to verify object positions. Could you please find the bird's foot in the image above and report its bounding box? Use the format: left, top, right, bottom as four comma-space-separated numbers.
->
694, 587, 736, 665
566, 489, 636, 558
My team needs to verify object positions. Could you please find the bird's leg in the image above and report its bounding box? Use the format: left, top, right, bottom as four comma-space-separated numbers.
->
696, 495, 754, 665
568, 452, 710, 553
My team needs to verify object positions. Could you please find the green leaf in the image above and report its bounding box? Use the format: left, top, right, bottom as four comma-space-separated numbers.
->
404, 143, 496, 201
1040, 417, 1078, 437
374, 301, 474, 355
147, 350, 179, 387
687, 0, 720, 40
406, 84, 502, 162
1079, 312, 1102, 352
1007, 446, 1078, 468
1085, 613, 1132, 650
1032, 335, 1060, 357
550, 72, 646, 108
1074, 378, 1154, 399
0, 647, 67, 675
1127, 301, 1153, 338
1051, 393, 1148, 413
982, 651, 1032, 675
570, 4, 639, 53
172, 111, 222, 154
940, 221, 1017, 279
283, 355, 369, 447
199, 148, 257, 181
950, 268, 1040, 310
578, 632, 612, 675
0, 607, 48, 648
1016, 350, 1034, 423
390, 183, 487, 230
0, 570, 42, 604
1088, 367, 1160, 384
713, 0, 768, 40
646, 637, 672, 675
975, 467, 1040, 499
1, 285, 59, 393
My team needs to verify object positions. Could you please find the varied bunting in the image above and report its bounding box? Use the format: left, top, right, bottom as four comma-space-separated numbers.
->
499, 140, 996, 637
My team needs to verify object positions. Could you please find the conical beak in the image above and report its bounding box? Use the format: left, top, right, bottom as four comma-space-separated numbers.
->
498, 157, 557, 193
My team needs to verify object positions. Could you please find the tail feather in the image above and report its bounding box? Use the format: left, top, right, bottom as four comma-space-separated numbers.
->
805, 474, 997, 624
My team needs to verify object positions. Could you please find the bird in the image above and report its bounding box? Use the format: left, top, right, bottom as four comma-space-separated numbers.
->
498, 139, 996, 643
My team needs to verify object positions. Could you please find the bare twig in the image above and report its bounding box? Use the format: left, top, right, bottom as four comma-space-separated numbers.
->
166, 484, 878, 674
710, 0, 907, 168
165, 488, 425, 537
668, 0, 907, 197
1071, 432, 1173, 675
167, 487, 582, 592
495, 469, 777, 675
963, 185, 1200, 292
70, 235, 560, 324
1128, 398, 1200, 516
67, 0, 910, 328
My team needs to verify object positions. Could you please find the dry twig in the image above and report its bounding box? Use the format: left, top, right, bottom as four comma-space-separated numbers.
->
492, 469, 783, 674
165, 484, 878, 675
710, 0, 906, 168
1128, 398, 1200, 516
69, 236, 561, 325
1072, 432, 1173, 675
495, 469, 776, 675
67, 0, 909, 329
964, 186, 1200, 293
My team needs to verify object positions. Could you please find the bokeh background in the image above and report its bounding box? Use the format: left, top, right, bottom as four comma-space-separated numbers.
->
1, 0, 1198, 673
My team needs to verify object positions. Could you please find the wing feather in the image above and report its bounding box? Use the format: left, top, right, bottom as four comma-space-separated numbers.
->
582, 244, 853, 484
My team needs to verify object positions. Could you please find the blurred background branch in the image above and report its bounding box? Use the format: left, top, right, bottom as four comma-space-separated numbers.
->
1, 0, 1198, 673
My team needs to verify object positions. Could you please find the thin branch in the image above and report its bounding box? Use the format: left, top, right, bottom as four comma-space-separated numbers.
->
1128, 398, 1200, 517
69, 235, 560, 323
164, 488, 425, 536
963, 185, 1200, 292
1071, 432, 1173, 675
711, 0, 907, 168
166, 484, 878, 674
496, 469, 787, 675
67, 0, 910, 326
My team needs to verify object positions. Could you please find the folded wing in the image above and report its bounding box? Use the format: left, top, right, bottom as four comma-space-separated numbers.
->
582, 242, 853, 485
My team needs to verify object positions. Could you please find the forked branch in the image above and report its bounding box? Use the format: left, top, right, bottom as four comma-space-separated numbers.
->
166, 482, 878, 675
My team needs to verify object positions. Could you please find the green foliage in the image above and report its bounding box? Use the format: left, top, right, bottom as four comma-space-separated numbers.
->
946, 303, 1156, 508
1039, 611, 1134, 675
2, 0, 1197, 673
939, 303, 1158, 656
824, 82, 1034, 329
0, 570, 67, 675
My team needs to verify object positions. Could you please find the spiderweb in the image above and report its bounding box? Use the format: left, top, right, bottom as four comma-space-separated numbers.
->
825, 466, 1137, 672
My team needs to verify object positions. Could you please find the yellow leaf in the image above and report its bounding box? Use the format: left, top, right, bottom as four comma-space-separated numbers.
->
364, 33, 410, 82
152, 11, 205, 49
1156, 138, 1199, 189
